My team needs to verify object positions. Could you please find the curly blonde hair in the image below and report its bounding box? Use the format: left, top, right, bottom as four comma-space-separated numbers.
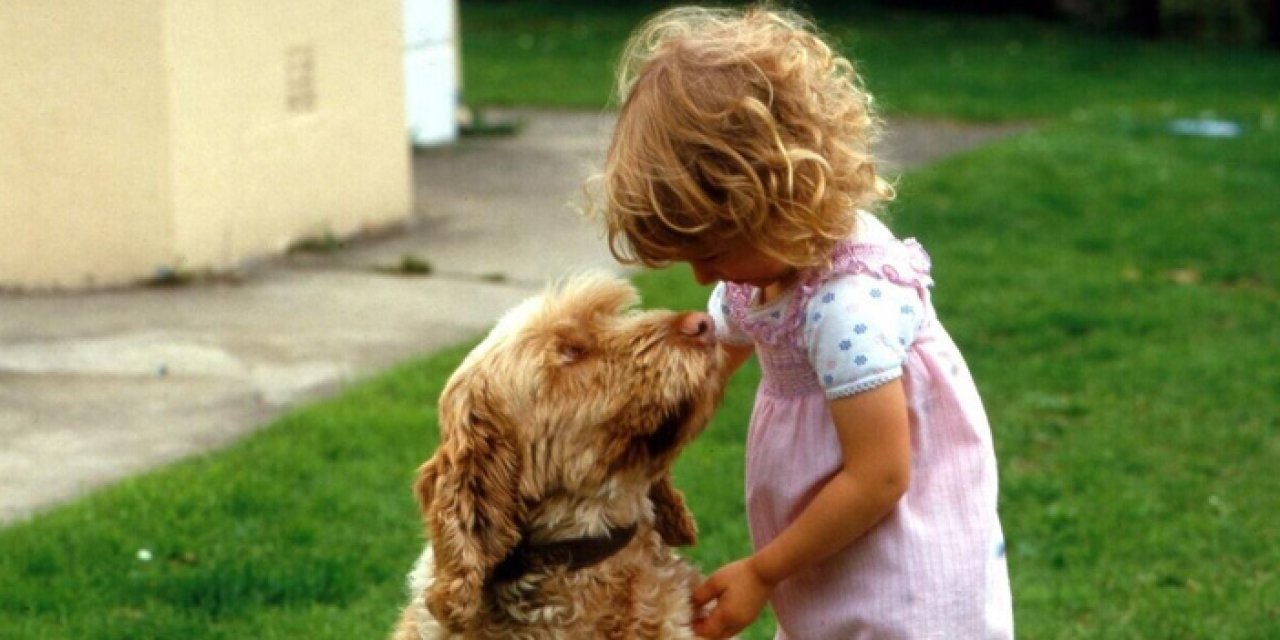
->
599, 4, 893, 268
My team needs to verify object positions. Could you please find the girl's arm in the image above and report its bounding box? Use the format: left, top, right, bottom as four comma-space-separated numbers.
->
719, 342, 755, 381
691, 379, 912, 639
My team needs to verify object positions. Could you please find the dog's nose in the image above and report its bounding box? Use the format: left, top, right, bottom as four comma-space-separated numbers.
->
678, 312, 715, 345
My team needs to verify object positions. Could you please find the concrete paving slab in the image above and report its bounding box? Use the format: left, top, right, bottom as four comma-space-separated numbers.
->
0, 271, 544, 522
0, 108, 1027, 525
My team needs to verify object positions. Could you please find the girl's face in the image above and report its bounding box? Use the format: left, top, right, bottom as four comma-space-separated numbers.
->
686, 244, 795, 288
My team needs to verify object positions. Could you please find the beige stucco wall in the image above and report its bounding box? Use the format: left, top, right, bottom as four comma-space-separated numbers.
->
0, 0, 410, 289
0, 1, 175, 288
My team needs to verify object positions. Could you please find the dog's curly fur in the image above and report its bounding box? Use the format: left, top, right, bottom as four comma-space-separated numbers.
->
391, 273, 727, 640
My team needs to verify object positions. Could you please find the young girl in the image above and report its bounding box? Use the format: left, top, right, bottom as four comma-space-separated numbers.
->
598, 6, 1013, 639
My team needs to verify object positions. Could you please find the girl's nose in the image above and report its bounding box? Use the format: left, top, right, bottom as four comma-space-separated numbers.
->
678, 312, 715, 345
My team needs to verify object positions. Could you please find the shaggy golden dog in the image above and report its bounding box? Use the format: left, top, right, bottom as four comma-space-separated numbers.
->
391, 273, 727, 639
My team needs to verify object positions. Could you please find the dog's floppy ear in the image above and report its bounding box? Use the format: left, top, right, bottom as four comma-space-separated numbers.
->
649, 474, 698, 547
417, 376, 523, 632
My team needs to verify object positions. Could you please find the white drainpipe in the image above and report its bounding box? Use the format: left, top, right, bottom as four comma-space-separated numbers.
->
403, 0, 459, 146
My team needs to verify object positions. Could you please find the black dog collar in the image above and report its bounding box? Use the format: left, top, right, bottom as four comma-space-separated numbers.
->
490, 523, 640, 584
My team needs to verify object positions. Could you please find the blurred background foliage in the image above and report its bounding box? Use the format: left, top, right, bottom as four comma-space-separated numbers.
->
874, 0, 1279, 46
470, 0, 1280, 48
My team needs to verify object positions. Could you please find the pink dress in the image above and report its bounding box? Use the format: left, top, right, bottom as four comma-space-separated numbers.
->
708, 217, 1014, 639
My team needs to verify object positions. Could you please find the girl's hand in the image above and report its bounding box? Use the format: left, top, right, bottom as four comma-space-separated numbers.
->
690, 558, 774, 639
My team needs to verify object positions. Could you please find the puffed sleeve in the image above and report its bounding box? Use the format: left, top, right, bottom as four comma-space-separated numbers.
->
708, 282, 753, 346
802, 275, 924, 399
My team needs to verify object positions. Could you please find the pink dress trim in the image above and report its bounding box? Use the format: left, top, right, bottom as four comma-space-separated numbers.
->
725, 238, 934, 348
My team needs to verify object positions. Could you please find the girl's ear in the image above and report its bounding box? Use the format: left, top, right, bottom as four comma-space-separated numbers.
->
649, 474, 698, 547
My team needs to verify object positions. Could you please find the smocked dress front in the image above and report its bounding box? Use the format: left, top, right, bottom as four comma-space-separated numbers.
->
708, 216, 1014, 639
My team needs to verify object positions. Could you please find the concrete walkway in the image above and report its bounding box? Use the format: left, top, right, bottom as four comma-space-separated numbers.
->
0, 109, 1025, 524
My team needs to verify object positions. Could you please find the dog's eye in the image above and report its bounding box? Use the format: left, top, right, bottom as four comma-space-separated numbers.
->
553, 325, 594, 364
558, 343, 588, 364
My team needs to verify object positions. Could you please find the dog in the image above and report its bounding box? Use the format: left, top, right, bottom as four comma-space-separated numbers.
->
391, 273, 727, 639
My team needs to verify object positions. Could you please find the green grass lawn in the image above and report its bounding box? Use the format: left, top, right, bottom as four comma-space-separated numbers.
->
3, 3, 1278, 639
